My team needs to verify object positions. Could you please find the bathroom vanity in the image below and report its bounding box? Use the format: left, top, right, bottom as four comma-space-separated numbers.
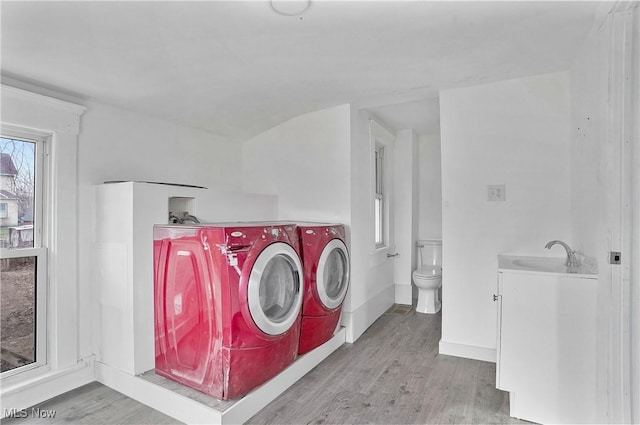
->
495, 255, 598, 424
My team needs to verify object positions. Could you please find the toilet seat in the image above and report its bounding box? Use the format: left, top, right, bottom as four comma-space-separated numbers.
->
413, 266, 442, 279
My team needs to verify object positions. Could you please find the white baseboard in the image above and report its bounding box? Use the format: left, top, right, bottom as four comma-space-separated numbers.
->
342, 285, 394, 343
439, 340, 496, 363
96, 328, 346, 425
394, 284, 412, 305
0, 357, 95, 418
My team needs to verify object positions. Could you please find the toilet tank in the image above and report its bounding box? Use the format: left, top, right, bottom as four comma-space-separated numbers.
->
418, 239, 442, 266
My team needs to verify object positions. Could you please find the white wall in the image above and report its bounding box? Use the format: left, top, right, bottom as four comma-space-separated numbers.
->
242, 104, 397, 343
418, 132, 442, 240
77, 101, 243, 360
439, 72, 572, 360
569, 13, 611, 423
347, 108, 396, 341
569, 19, 607, 264
243, 104, 380, 342
393, 129, 418, 304
241, 104, 351, 224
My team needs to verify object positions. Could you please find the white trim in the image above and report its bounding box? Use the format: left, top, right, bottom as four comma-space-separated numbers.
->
247, 242, 303, 335
0, 123, 52, 142
95, 329, 346, 425
394, 283, 412, 305
630, 5, 640, 424
369, 116, 395, 253
341, 284, 394, 343
316, 239, 350, 309
369, 118, 395, 144
604, 6, 635, 423
1, 84, 85, 398
1, 86, 86, 116
439, 340, 497, 363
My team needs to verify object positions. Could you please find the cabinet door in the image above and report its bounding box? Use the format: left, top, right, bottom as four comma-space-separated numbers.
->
499, 272, 597, 424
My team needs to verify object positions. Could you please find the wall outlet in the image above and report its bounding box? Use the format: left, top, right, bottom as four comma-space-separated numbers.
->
488, 184, 506, 201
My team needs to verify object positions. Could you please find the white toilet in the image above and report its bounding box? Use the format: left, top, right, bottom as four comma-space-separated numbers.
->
412, 239, 442, 314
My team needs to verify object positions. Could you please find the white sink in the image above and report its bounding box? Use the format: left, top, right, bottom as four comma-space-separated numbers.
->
511, 258, 567, 273
498, 255, 596, 277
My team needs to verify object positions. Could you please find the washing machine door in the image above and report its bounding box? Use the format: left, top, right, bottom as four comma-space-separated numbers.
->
247, 242, 303, 336
316, 239, 350, 310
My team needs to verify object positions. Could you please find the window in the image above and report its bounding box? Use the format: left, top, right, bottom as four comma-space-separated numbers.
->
369, 118, 394, 251
0, 133, 47, 376
1, 85, 84, 393
374, 145, 384, 248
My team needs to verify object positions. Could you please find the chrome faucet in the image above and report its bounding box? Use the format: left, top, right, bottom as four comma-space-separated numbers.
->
545, 240, 580, 267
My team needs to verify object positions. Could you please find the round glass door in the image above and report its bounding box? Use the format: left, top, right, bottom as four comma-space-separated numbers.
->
316, 239, 350, 310
247, 242, 303, 335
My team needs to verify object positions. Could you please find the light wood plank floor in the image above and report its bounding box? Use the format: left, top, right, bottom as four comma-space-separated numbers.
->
2, 307, 528, 425
247, 308, 527, 424
1, 381, 181, 425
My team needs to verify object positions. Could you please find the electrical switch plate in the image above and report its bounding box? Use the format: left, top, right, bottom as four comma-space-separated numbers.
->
488, 184, 506, 201
610, 251, 621, 264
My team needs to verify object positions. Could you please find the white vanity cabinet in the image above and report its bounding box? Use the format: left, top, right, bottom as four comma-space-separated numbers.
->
496, 256, 598, 424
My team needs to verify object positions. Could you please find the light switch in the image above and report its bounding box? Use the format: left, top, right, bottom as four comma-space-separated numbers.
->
488, 184, 506, 201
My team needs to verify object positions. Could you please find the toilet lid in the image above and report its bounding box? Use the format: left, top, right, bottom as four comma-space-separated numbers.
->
413, 266, 442, 278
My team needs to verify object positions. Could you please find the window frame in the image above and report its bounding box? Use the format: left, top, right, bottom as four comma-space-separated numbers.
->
369, 118, 395, 254
374, 144, 385, 248
0, 85, 85, 399
0, 127, 50, 378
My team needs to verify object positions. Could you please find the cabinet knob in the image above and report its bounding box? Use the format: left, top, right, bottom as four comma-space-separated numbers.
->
493, 294, 499, 302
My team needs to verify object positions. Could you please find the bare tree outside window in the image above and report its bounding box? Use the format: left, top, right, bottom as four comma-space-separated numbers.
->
1, 137, 38, 373
0, 138, 35, 249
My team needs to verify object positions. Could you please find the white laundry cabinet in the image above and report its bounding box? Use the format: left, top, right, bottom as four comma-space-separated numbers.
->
496, 256, 598, 424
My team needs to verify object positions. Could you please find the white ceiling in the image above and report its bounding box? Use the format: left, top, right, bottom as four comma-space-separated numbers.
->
1, 1, 600, 140
367, 97, 441, 136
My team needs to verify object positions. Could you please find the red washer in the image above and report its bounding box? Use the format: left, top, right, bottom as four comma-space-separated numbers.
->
153, 223, 303, 400
296, 223, 350, 354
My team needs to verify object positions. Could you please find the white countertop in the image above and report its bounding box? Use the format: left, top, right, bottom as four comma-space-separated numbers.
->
498, 255, 598, 279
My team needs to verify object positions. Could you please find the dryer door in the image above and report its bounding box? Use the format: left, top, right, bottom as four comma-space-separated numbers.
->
316, 239, 350, 310
247, 242, 303, 336
154, 237, 216, 388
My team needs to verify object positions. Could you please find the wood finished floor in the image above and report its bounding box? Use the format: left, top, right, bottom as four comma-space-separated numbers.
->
0, 380, 180, 425
247, 308, 527, 425
1, 308, 528, 425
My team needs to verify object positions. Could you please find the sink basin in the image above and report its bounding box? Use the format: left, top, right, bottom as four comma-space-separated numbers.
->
498, 255, 597, 277
511, 258, 567, 273
498, 255, 597, 275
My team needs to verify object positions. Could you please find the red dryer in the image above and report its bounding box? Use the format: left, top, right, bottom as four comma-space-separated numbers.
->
296, 223, 350, 354
153, 223, 303, 400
